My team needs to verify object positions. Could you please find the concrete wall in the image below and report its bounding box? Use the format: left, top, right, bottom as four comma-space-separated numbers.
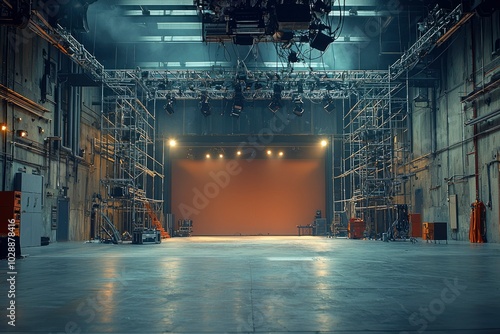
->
1, 26, 102, 243
410, 12, 500, 243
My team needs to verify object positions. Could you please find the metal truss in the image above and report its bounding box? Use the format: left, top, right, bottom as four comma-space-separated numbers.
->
390, 4, 465, 80
27, 12, 104, 80
105, 68, 390, 100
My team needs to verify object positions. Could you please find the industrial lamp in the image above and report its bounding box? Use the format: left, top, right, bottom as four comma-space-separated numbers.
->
16, 130, 28, 138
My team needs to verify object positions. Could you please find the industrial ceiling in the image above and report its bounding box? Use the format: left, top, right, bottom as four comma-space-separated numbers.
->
77, 0, 423, 71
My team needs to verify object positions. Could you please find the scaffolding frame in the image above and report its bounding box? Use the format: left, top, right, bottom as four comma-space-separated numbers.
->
98, 69, 164, 238
335, 78, 410, 237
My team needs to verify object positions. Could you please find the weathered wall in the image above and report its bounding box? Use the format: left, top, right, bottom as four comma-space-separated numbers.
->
1, 25, 102, 243
410, 12, 500, 242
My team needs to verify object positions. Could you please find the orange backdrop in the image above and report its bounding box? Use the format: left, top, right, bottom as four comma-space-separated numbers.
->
171, 158, 326, 235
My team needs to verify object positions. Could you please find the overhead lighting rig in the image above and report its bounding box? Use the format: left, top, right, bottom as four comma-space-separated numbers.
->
144, 68, 390, 101
196, 0, 335, 50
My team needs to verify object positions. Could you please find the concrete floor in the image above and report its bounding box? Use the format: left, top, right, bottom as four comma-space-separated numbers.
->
1, 236, 500, 334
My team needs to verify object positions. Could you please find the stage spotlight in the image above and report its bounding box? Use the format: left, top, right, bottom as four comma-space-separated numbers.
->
169, 139, 177, 147
321, 139, 328, 147
269, 84, 283, 113
231, 83, 244, 117
164, 95, 175, 115
1, 123, 7, 131
292, 95, 304, 117
323, 96, 336, 113
267, 150, 272, 156
310, 31, 334, 51
206, 153, 211, 159
219, 153, 224, 159
278, 151, 284, 157
236, 150, 242, 156
200, 92, 211, 117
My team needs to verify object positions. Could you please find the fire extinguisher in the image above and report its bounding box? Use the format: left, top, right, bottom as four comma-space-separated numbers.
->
469, 200, 486, 243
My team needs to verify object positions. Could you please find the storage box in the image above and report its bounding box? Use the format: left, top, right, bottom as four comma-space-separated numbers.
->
348, 219, 365, 239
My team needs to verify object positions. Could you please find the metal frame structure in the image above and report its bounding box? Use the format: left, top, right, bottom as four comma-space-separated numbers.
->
99, 70, 164, 237
335, 79, 410, 237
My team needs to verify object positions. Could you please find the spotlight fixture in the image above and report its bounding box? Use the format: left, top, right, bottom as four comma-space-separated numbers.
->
200, 92, 211, 117
268, 84, 283, 113
16, 130, 28, 138
310, 31, 334, 52
164, 95, 176, 115
231, 83, 244, 118
288, 51, 299, 63
321, 140, 328, 147
323, 96, 336, 113
278, 151, 284, 157
219, 153, 224, 159
0, 123, 7, 131
292, 95, 304, 117
267, 150, 272, 156
236, 150, 242, 156
169, 139, 177, 147
38, 126, 44, 134
206, 153, 211, 159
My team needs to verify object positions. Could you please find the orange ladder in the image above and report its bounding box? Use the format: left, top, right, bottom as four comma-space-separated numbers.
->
144, 202, 170, 238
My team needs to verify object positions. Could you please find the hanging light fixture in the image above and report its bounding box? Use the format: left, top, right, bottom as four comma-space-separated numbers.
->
268, 84, 282, 113
231, 83, 244, 118
164, 95, 176, 115
292, 95, 304, 117
200, 92, 211, 117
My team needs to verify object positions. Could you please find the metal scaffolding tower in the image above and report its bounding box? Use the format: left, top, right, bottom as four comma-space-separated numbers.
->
99, 70, 164, 238
336, 80, 409, 236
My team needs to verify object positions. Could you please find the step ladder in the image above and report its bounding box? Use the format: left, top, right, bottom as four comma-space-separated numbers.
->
144, 202, 170, 239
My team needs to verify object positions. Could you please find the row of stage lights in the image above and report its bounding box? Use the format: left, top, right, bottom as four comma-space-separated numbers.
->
168, 139, 328, 159
169, 139, 328, 147
163, 85, 337, 117
204, 149, 286, 159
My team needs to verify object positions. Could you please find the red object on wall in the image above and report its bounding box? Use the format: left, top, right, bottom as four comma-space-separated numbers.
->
409, 213, 422, 237
0, 191, 21, 237
171, 159, 325, 235
348, 218, 365, 239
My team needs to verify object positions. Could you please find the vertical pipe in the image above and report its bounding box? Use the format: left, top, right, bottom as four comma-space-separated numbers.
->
471, 21, 480, 200
68, 84, 74, 151
2, 27, 10, 191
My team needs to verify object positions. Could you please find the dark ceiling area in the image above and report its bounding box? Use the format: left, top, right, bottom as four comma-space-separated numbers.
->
69, 0, 498, 71
73, 0, 431, 71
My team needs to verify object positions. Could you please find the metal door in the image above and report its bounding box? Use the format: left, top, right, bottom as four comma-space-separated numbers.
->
56, 198, 70, 242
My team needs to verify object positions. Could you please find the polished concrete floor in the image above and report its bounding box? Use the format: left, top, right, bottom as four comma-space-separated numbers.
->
1, 236, 500, 333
